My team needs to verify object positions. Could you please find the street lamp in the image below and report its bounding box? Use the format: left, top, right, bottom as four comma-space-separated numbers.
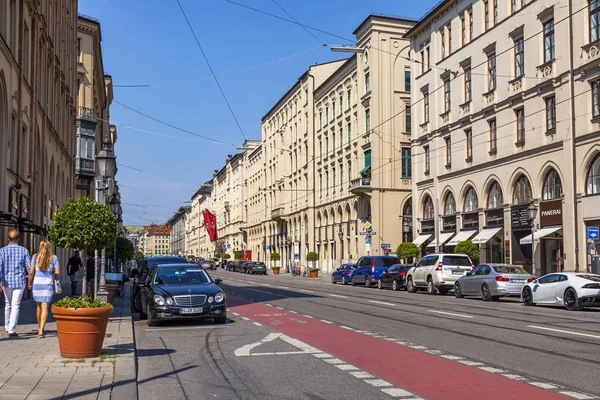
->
330, 45, 365, 53
338, 224, 343, 263
109, 192, 121, 273
528, 201, 538, 276
403, 219, 410, 243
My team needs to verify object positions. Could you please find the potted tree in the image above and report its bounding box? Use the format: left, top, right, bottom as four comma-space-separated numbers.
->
234, 251, 243, 260
454, 240, 480, 265
270, 252, 281, 274
49, 197, 117, 358
396, 242, 420, 265
306, 252, 320, 278
224, 253, 231, 260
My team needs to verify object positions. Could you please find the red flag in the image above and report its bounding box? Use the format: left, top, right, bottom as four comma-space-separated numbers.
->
203, 209, 219, 242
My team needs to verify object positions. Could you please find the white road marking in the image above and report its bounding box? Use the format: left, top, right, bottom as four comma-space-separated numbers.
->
313, 353, 333, 359
299, 289, 314, 293
479, 367, 505, 373
367, 300, 395, 306
424, 350, 442, 355
458, 360, 485, 366
265, 304, 274, 307
440, 355, 463, 360
328, 293, 348, 299
335, 364, 359, 371
302, 315, 314, 319
350, 371, 374, 379
364, 379, 392, 387
428, 310, 473, 318
339, 325, 354, 331
253, 322, 262, 327
275, 286, 289, 289
502, 374, 526, 381
320, 320, 333, 324
530, 382, 558, 390
380, 388, 415, 397
234, 333, 322, 357
528, 325, 600, 340
275, 306, 284, 310
324, 358, 345, 364
289, 310, 298, 314
231, 312, 239, 316
409, 345, 428, 350
558, 392, 596, 399
241, 317, 250, 321
263, 283, 272, 286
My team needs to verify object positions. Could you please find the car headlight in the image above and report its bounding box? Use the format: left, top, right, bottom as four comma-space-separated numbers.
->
208, 296, 214, 303
153, 295, 165, 306
215, 292, 224, 303
166, 297, 174, 305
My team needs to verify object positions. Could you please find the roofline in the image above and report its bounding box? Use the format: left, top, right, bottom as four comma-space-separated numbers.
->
404, 0, 449, 38
353, 13, 419, 35
314, 55, 356, 96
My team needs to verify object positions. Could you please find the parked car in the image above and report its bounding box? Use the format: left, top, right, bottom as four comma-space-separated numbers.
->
134, 256, 189, 312
454, 264, 533, 301
406, 254, 473, 295
226, 261, 240, 272
351, 256, 401, 287
199, 260, 217, 270
139, 263, 227, 325
377, 264, 412, 291
331, 264, 357, 284
247, 262, 267, 275
521, 273, 600, 311
239, 261, 254, 273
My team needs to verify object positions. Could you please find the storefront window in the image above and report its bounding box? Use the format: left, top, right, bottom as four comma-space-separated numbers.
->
587, 155, 600, 195
513, 175, 532, 204
444, 192, 456, 215
487, 182, 503, 209
542, 168, 563, 200
423, 195, 434, 219
464, 187, 478, 212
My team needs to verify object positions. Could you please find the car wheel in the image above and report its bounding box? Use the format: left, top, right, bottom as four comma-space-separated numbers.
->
522, 287, 535, 306
392, 280, 399, 291
564, 288, 583, 311
331, 275, 336, 284
214, 316, 227, 324
454, 282, 464, 298
365, 277, 372, 288
426, 278, 436, 295
438, 287, 449, 296
146, 305, 159, 327
407, 277, 417, 293
351, 277, 356, 286
377, 279, 384, 290
481, 284, 493, 301
342, 276, 348, 285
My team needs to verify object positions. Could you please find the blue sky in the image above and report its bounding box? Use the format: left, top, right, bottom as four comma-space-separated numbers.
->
78, 0, 434, 226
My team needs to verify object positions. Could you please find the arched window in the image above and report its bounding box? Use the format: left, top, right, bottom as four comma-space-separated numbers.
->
513, 175, 532, 204
464, 187, 478, 212
423, 195, 434, 219
444, 192, 456, 215
587, 155, 600, 195
487, 181, 503, 209
403, 198, 412, 216
542, 168, 563, 200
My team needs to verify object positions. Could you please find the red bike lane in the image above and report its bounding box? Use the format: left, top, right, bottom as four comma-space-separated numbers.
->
228, 295, 569, 400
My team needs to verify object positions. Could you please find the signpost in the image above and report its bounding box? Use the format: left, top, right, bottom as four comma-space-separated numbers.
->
588, 227, 599, 240
381, 243, 390, 255
361, 224, 376, 256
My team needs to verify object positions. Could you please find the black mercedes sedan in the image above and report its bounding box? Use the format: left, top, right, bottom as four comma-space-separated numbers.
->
139, 264, 227, 326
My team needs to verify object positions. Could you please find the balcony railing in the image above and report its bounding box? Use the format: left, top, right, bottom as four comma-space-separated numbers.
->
349, 177, 372, 193
77, 107, 96, 121
76, 157, 95, 178
271, 207, 285, 220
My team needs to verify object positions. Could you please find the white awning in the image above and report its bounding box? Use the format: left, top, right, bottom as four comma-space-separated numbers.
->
427, 232, 455, 248
520, 227, 562, 244
446, 230, 478, 246
413, 234, 432, 247
471, 228, 502, 245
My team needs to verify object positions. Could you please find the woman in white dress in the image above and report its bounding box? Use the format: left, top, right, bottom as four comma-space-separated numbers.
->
27, 240, 60, 338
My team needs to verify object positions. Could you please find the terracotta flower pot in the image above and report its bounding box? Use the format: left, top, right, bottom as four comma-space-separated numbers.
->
52, 305, 113, 358
309, 270, 318, 278
272, 268, 280, 275
106, 284, 119, 304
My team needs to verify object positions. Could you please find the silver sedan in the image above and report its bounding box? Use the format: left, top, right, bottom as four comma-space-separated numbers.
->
454, 264, 534, 301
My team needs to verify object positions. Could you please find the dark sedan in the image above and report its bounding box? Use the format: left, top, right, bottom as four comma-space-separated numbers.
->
133, 256, 188, 312
331, 264, 357, 284
377, 264, 412, 291
139, 264, 227, 326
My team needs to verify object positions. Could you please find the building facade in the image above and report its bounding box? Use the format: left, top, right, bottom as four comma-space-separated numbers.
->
141, 224, 170, 257
168, 206, 190, 257
187, 181, 213, 259
407, 0, 600, 275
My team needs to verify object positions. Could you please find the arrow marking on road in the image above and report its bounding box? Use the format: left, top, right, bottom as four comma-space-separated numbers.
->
234, 333, 322, 357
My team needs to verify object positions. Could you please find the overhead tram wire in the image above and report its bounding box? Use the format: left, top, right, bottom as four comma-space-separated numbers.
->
270, 0, 326, 45
176, 0, 247, 141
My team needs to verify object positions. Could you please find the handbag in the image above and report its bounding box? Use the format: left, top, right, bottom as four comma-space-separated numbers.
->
54, 279, 62, 294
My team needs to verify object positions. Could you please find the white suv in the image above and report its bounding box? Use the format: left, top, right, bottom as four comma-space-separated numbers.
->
406, 254, 473, 295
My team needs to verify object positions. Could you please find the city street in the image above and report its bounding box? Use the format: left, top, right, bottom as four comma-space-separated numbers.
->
134, 271, 600, 400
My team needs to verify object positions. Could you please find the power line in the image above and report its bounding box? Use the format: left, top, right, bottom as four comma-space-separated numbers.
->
270, 0, 325, 45
176, 0, 247, 141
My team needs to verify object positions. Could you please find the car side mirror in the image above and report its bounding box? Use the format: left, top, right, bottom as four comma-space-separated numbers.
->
466, 271, 472, 276
336, 267, 340, 271
215, 279, 223, 285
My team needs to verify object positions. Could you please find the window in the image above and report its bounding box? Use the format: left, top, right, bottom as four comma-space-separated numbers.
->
347, 90, 351, 108
443, 80, 451, 113
347, 122, 351, 143
9, 0, 16, 50
326, 171, 329, 195
77, 37, 82, 61
546, 96, 556, 131
513, 175, 532, 204
333, 133, 336, 152
461, 13, 466, 45
493, 0, 498, 25
465, 129, 473, 161
402, 148, 411, 178
591, 0, 600, 42
339, 95, 343, 114
424, 145, 430, 174
405, 71, 411, 92
420, 48, 425, 74
543, 169, 563, 200
319, 112, 322, 129
339, 163, 343, 186
423, 195, 435, 219
325, 137, 329, 154
516, 108, 525, 144
464, 67, 472, 102
423, 91, 430, 123
489, 119, 497, 153
468, 8, 473, 41
365, 72, 370, 92
445, 136, 452, 167
348, 161, 352, 183
544, 19, 555, 62
426, 46, 431, 71
319, 174, 323, 197
332, 101, 336, 118
447, 24, 452, 54
441, 28, 446, 58
332, 168, 336, 191
514, 37, 525, 78
444, 193, 456, 215
366, 109, 371, 132
326, 107, 329, 123
594, 81, 600, 119
488, 182, 503, 208
406, 104, 412, 133
487, 52, 497, 90
464, 187, 478, 212
587, 155, 600, 194
484, 0, 489, 31
23, 24, 30, 81
80, 137, 94, 159
319, 140, 322, 159
339, 128, 343, 148
364, 150, 372, 169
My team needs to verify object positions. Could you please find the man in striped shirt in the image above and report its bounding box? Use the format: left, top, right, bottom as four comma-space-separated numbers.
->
0, 229, 32, 337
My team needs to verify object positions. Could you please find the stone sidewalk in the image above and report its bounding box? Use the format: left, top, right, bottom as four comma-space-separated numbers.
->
0, 283, 137, 400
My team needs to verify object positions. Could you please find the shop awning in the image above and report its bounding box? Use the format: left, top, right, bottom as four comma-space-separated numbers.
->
412, 234, 431, 247
427, 232, 455, 248
471, 228, 502, 244
520, 227, 562, 244
446, 230, 478, 246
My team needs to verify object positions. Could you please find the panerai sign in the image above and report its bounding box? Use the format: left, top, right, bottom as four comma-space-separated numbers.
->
540, 199, 562, 227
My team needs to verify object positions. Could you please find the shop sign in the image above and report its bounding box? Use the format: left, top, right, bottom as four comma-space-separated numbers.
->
421, 219, 434, 234
462, 212, 479, 229
442, 216, 457, 232
511, 205, 531, 231
486, 209, 504, 227
540, 199, 562, 227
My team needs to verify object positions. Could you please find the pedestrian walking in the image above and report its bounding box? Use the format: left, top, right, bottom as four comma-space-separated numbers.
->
86, 255, 95, 297
27, 240, 60, 338
66, 250, 82, 296
0, 229, 32, 337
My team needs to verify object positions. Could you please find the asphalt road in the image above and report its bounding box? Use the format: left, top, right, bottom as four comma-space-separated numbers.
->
134, 270, 600, 400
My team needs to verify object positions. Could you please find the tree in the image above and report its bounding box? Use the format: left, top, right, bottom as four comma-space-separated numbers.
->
49, 197, 117, 297
270, 252, 281, 269
133, 251, 144, 264
224, 253, 231, 260
454, 240, 480, 264
108, 237, 135, 264
396, 242, 420, 264
234, 251, 243, 260
306, 252, 319, 270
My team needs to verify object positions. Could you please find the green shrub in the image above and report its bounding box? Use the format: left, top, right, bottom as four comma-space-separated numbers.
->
54, 297, 111, 309
270, 252, 281, 261
454, 240, 480, 264
396, 242, 420, 262
306, 252, 319, 262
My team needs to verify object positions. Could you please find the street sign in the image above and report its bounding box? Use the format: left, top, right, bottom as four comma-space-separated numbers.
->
365, 236, 371, 244
588, 227, 599, 240
365, 243, 371, 252
364, 222, 372, 230
359, 231, 377, 236
381, 244, 391, 249
227, 243, 231, 248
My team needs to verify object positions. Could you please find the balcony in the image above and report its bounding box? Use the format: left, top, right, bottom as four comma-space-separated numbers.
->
271, 207, 285, 220
77, 107, 96, 122
349, 177, 372, 193
75, 157, 95, 178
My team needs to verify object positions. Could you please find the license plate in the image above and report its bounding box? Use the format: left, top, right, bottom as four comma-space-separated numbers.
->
180, 307, 203, 314
452, 270, 464, 275
512, 279, 525, 283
